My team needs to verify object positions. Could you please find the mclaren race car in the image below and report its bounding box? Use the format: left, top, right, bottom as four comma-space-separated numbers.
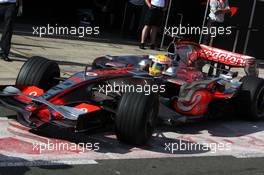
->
0, 39, 263, 146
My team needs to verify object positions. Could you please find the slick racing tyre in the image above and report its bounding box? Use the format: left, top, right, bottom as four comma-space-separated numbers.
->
238, 76, 264, 120
115, 92, 159, 145
16, 56, 60, 90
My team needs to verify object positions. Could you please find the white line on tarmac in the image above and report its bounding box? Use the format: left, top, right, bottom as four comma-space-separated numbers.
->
0, 159, 98, 167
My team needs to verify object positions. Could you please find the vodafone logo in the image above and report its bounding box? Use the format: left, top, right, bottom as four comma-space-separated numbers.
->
29, 91, 38, 96
200, 45, 254, 67
202, 49, 245, 66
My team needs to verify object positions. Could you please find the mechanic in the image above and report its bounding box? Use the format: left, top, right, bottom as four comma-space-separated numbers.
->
198, 0, 231, 72
139, 0, 168, 50
202, 0, 231, 46
0, 0, 22, 62
122, 0, 144, 39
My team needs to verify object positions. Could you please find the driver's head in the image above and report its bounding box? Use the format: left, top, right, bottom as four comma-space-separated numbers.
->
149, 55, 172, 76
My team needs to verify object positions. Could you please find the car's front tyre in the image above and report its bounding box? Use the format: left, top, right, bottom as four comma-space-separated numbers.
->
16, 56, 60, 90
115, 92, 159, 145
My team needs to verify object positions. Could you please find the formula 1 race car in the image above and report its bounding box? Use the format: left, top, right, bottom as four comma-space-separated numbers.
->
0, 57, 159, 146
0, 39, 263, 146
93, 39, 263, 121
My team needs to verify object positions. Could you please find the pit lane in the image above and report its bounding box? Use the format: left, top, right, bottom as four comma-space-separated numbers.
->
1, 106, 264, 167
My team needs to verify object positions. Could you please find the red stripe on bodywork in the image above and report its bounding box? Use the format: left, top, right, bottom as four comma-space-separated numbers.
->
74, 103, 101, 113
16, 86, 44, 102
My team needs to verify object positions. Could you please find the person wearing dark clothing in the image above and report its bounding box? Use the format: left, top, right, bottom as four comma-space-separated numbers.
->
0, 0, 22, 62
196, 0, 231, 72
140, 0, 168, 50
202, 0, 230, 45
123, 0, 144, 38
93, 0, 116, 29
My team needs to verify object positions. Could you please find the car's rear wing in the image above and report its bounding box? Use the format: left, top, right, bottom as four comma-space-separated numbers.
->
167, 41, 259, 77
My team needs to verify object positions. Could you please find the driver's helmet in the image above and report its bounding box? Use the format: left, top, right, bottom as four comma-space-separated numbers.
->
149, 55, 172, 76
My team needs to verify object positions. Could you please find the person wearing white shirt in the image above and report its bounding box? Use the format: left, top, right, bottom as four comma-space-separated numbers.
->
151, 0, 165, 8
202, 0, 230, 45
0, 0, 23, 61
140, 0, 168, 50
209, 0, 230, 23
199, 0, 231, 74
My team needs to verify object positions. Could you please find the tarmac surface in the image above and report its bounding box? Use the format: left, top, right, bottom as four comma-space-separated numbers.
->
1, 34, 264, 174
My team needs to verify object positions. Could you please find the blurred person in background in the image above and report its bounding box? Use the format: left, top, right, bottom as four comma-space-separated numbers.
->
140, 0, 168, 50
93, 0, 116, 29
202, 0, 231, 45
197, 0, 231, 71
0, 0, 22, 61
122, 0, 144, 39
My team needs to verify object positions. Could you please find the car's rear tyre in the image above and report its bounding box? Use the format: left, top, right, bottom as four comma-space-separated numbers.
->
16, 56, 60, 90
115, 92, 159, 145
237, 76, 264, 120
